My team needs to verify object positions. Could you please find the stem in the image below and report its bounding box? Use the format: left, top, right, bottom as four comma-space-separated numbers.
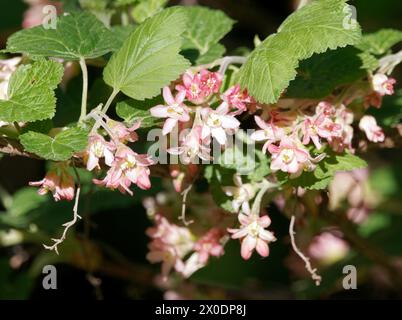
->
191, 56, 247, 74
289, 215, 322, 286
79, 58, 89, 123
101, 89, 119, 114
179, 184, 194, 226
250, 179, 272, 216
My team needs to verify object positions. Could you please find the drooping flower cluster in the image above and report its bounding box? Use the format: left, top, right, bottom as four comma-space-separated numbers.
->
86, 118, 154, 196
29, 163, 75, 201
146, 213, 225, 280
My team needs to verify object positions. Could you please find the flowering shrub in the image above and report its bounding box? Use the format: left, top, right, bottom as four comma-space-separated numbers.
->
1, 0, 402, 298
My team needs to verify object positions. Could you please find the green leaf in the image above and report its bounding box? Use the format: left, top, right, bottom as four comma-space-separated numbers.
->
6, 12, 116, 60
111, 25, 137, 50
20, 127, 89, 161
103, 7, 190, 100
0, 59, 63, 122
238, 0, 361, 104
131, 0, 168, 23
116, 98, 163, 128
182, 6, 234, 64
356, 29, 402, 56
286, 47, 366, 99
358, 51, 379, 72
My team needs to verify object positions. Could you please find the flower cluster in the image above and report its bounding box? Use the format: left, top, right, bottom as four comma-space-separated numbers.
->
250, 72, 395, 177
86, 118, 153, 196
146, 214, 225, 280
29, 163, 75, 201
150, 69, 255, 163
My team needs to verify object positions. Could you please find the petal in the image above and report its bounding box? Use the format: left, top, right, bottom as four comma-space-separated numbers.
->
254, 116, 268, 130
162, 118, 178, 135
176, 90, 186, 104
259, 230, 276, 242
258, 215, 271, 227
163, 86, 175, 105
241, 235, 257, 260
150, 105, 168, 118
212, 127, 227, 145
87, 153, 99, 171
251, 130, 269, 141
256, 239, 269, 257
221, 115, 240, 129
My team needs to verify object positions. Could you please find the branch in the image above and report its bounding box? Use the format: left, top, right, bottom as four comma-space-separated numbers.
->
179, 184, 194, 226
43, 184, 82, 254
0, 136, 39, 158
289, 215, 322, 286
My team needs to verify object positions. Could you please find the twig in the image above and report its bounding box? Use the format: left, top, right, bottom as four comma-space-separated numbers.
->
179, 184, 194, 226
289, 215, 322, 286
43, 168, 82, 255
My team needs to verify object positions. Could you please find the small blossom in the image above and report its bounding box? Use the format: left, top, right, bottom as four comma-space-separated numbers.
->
194, 228, 225, 264
168, 126, 211, 164
228, 213, 276, 260
221, 84, 254, 115
146, 215, 194, 280
29, 166, 75, 201
302, 113, 341, 150
359, 115, 385, 143
85, 134, 115, 171
150, 86, 190, 135
372, 74, 396, 96
223, 175, 256, 213
250, 116, 285, 153
200, 102, 240, 145
93, 145, 153, 195
176, 70, 222, 104
107, 120, 140, 143
308, 232, 349, 265
268, 136, 310, 174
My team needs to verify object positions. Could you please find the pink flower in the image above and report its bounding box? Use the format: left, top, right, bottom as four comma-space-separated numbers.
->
146, 215, 194, 280
23, 0, 62, 29
221, 84, 254, 115
308, 232, 349, 265
150, 87, 190, 135
194, 228, 225, 264
302, 113, 341, 150
223, 175, 256, 213
268, 136, 310, 174
107, 120, 140, 143
329, 106, 354, 153
250, 116, 285, 153
359, 115, 385, 143
372, 74, 396, 96
168, 126, 211, 164
200, 102, 240, 145
93, 145, 153, 195
228, 213, 276, 260
86, 134, 115, 171
29, 167, 75, 201
176, 70, 222, 104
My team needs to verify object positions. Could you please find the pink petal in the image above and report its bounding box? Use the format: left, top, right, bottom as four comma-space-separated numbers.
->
150, 105, 168, 118
241, 235, 256, 260
256, 239, 269, 257
163, 86, 175, 105
162, 118, 178, 135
